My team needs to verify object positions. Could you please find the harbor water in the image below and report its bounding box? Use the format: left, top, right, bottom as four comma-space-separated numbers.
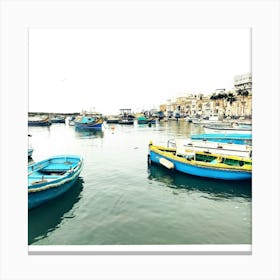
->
28, 120, 251, 245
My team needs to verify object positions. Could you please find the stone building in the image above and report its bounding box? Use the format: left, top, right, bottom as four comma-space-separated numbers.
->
159, 73, 252, 119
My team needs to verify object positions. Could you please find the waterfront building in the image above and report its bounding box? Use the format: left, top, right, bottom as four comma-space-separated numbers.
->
234, 73, 252, 93
159, 73, 252, 119
233, 73, 252, 118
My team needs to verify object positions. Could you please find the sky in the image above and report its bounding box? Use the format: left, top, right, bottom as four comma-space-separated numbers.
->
29, 28, 251, 115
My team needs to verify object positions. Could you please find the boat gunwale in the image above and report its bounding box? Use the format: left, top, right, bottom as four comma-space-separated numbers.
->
28, 163, 82, 193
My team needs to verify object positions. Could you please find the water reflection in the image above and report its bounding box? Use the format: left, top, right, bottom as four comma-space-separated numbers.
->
74, 128, 104, 139
157, 120, 205, 137
147, 164, 251, 199
28, 177, 84, 244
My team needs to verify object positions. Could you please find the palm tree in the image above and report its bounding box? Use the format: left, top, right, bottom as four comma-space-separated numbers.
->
225, 93, 237, 117
210, 92, 228, 116
226, 93, 237, 105
237, 88, 249, 116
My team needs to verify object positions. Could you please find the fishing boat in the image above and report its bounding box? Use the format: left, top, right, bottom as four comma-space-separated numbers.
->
148, 142, 252, 180
28, 155, 83, 210
203, 123, 251, 134
167, 138, 252, 158
118, 109, 134, 125
105, 116, 120, 124
74, 114, 103, 129
190, 133, 252, 145
50, 115, 66, 123
192, 115, 221, 125
28, 115, 51, 126
137, 116, 156, 124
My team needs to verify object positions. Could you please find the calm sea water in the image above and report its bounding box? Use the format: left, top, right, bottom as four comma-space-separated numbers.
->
28, 120, 251, 245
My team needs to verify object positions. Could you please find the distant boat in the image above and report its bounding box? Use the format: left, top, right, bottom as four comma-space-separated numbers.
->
28, 134, 33, 158
68, 116, 76, 126
190, 133, 252, 145
106, 116, 120, 124
28, 147, 33, 158
50, 116, 66, 123
137, 116, 156, 124
148, 142, 252, 180
192, 115, 221, 125
28, 116, 51, 126
167, 138, 252, 158
118, 119, 134, 125
28, 155, 83, 210
74, 114, 103, 130
118, 109, 134, 125
203, 123, 251, 134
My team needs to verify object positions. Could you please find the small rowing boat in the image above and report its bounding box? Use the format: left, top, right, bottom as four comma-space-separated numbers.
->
28, 155, 83, 209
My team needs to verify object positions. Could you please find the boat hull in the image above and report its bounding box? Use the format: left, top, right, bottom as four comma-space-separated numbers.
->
118, 119, 134, 125
148, 145, 251, 181
28, 120, 51, 126
191, 133, 252, 145
28, 175, 80, 209
106, 119, 119, 124
204, 126, 251, 135
28, 155, 83, 210
51, 118, 65, 123
75, 122, 103, 129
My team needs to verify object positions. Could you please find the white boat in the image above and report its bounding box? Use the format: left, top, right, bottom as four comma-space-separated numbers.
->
203, 123, 251, 135
28, 134, 33, 157
167, 138, 252, 158
192, 115, 221, 125
28, 147, 33, 158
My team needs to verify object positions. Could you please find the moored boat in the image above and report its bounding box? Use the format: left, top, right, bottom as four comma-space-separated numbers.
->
28, 147, 34, 158
74, 114, 103, 130
190, 133, 252, 145
106, 116, 120, 124
28, 134, 33, 158
137, 116, 156, 124
203, 123, 251, 134
28, 116, 51, 126
50, 116, 66, 123
148, 142, 252, 180
118, 109, 134, 125
192, 115, 221, 125
28, 155, 83, 210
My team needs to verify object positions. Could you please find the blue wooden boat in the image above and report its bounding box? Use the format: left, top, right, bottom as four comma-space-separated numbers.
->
28, 155, 83, 210
28, 116, 51, 126
148, 142, 252, 180
137, 116, 156, 124
190, 133, 252, 145
74, 115, 103, 129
